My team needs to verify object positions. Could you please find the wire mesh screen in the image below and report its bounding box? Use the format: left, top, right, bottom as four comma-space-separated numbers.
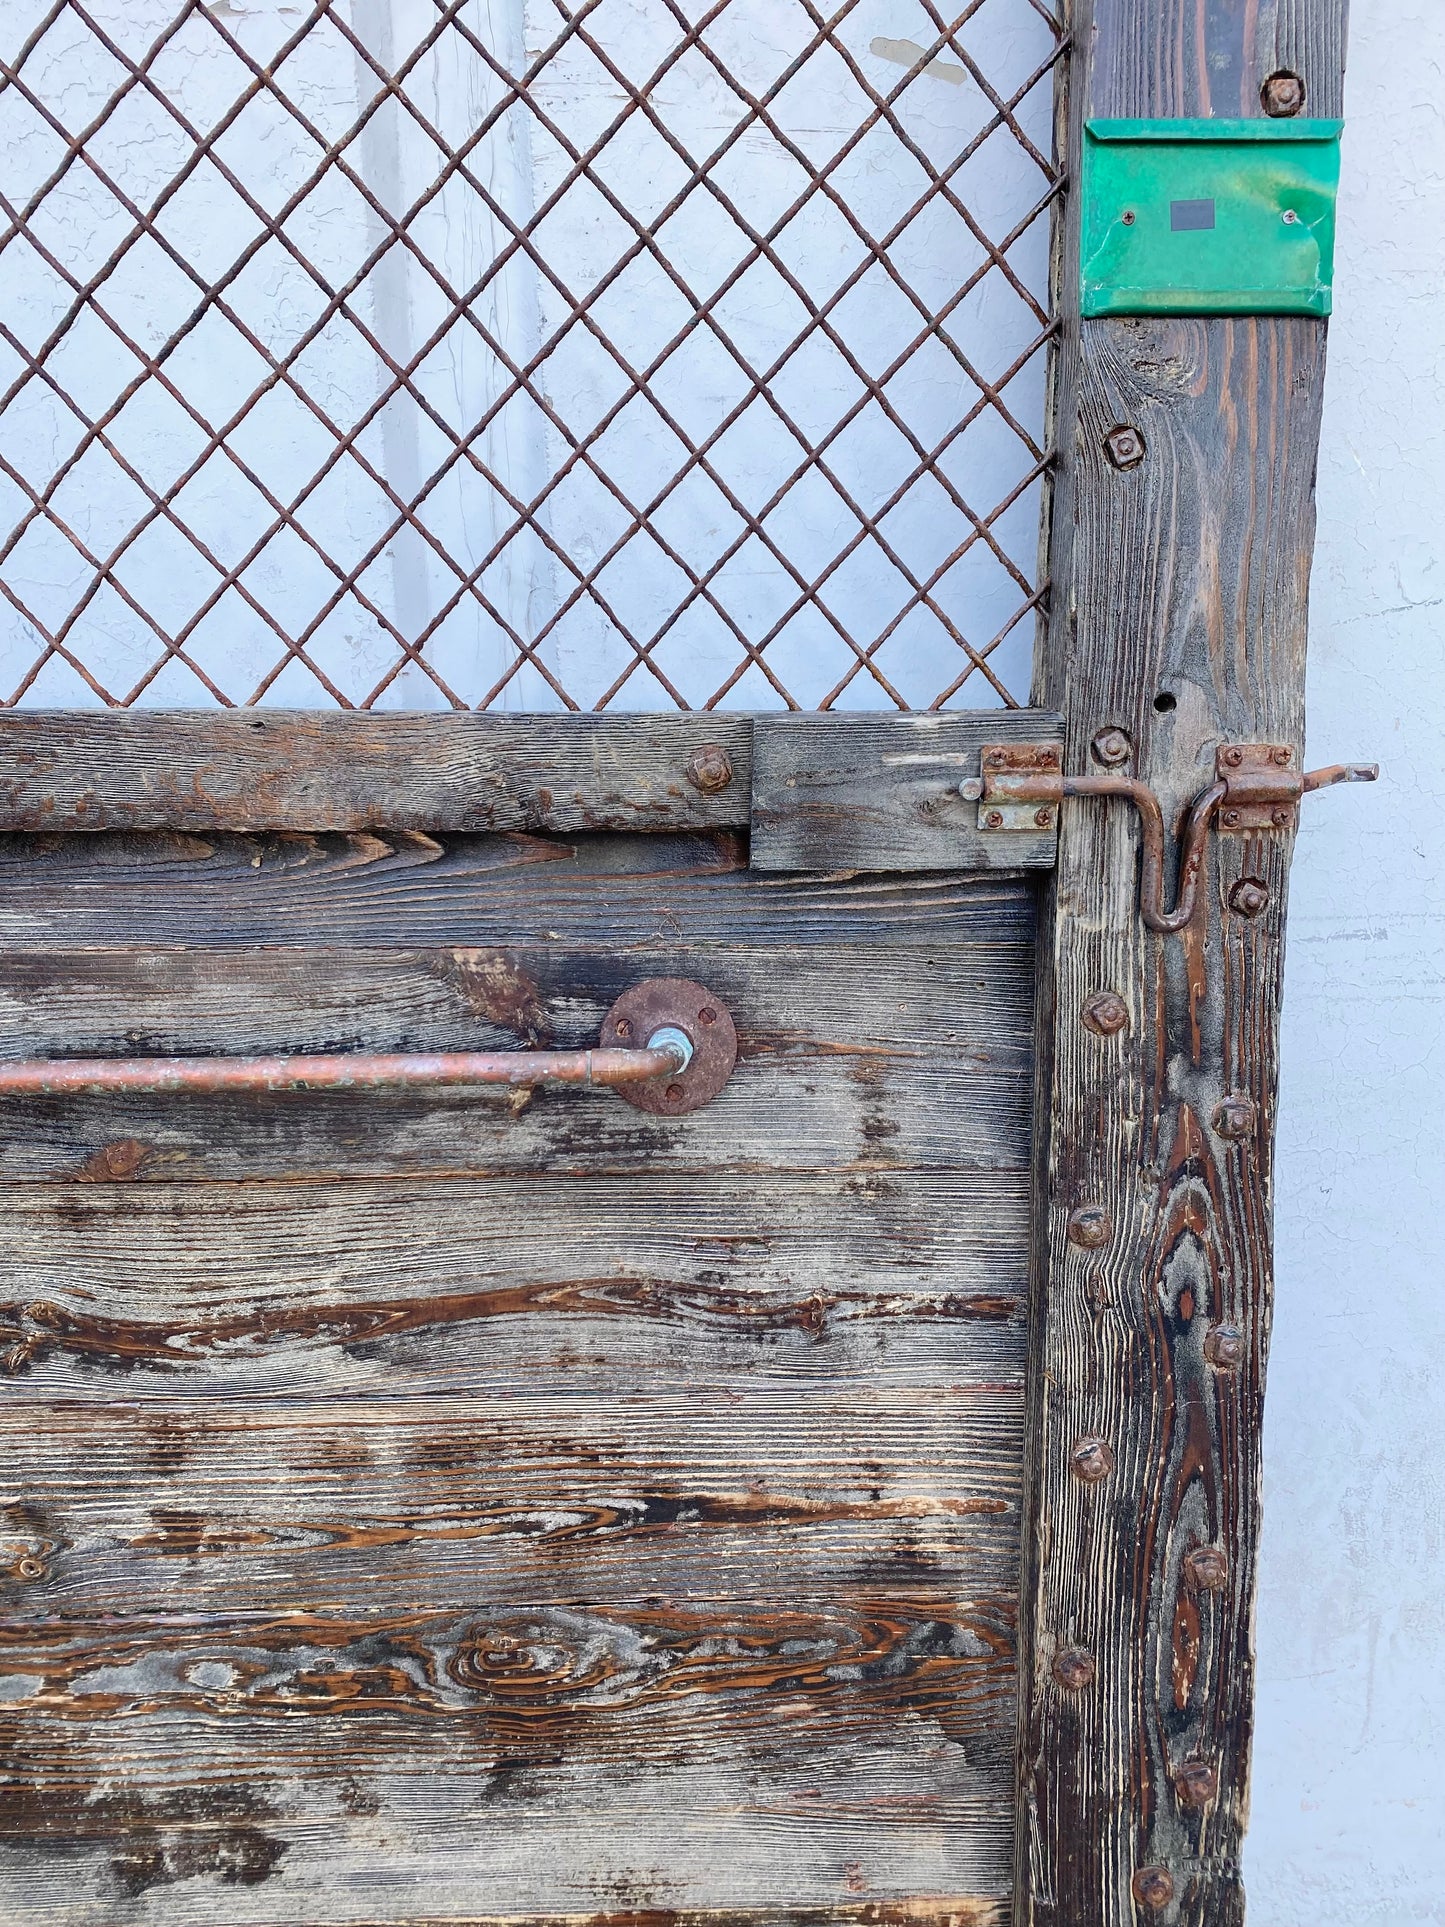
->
0, 0, 1064, 711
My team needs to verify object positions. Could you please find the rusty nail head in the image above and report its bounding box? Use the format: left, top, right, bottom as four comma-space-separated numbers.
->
1091, 726, 1132, 766
1104, 425, 1146, 471
1211, 1094, 1257, 1141
1081, 990, 1129, 1037
1229, 878, 1270, 918
1131, 1866, 1176, 1912
1185, 1546, 1228, 1593
1070, 1437, 1115, 1485
1067, 1204, 1113, 1250
1262, 70, 1306, 117
984, 808, 1005, 830
1174, 1759, 1218, 1810
1052, 1646, 1096, 1691
1205, 1323, 1246, 1370
686, 744, 734, 794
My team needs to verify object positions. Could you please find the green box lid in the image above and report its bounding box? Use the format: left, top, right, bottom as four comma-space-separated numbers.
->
1081, 118, 1343, 318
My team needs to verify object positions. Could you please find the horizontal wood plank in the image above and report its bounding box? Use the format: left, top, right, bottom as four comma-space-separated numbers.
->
0, 1171, 1029, 1398
0, 828, 1038, 949
751, 715, 1062, 873
0, 1392, 1023, 1614
0, 713, 756, 835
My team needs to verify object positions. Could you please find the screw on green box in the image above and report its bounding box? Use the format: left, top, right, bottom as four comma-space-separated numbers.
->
1081, 119, 1342, 317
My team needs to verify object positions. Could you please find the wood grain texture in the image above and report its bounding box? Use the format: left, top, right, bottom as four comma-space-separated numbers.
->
1017, 4, 1348, 1924
0, 1171, 1029, 1398
0, 712, 755, 834
751, 715, 1062, 873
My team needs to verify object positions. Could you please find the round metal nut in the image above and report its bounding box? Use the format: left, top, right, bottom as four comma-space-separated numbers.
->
1184, 1546, 1228, 1593
685, 744, 734, 794
1051, 1646, 1096, 1691
1131, 1866, 1176, 1912
1070, 1437, 1115, 1485
1261, 70, 1306, 117
1091, 726, 1132, 767
1228, 878, 1270, 919
1081, 990, 1129, 1037
1205, 1323, 1246, 1371
1067, 1204, 1112, 1250
1174, 1759, 1218, 1810
1211, 1094, 1257, 1141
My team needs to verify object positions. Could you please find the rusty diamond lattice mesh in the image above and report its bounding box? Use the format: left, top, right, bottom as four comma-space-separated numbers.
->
0, 0, 1064, 711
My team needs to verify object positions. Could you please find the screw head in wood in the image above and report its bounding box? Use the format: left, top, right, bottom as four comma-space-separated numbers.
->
1228, 877, 1270, 918
1091, 726, 1132, 767
1271, 807, 1292, 828
1070, 1437, 1115, 1485
1184, 1546, 1228, 1593
1205, 1323, 1246, 1371
984, 808, 1005, 830
1067, 1204, 1112, 1250
1261, 70, 1306, 117
1174, 1758, 1218, 1810
1104, 425, 1146, 471
1222, 808, 1242, 828
1081, 991, 1129, 1037
1132, 1866, 1176, 1911
1211, 1094, 1257, 1141
1271, 746, 1292, 766
686, 744, 734, 794
1052, 1646, 1096, 1691
1222, 746, 1244, 768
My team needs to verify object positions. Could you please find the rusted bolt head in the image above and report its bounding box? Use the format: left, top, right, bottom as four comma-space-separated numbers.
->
1185, 1546, 1229, 1593
1081, 990, 1129, 1037
1091, 726, 1132, 767
984, 808, 1005, 830
1104, 425, 1146, 471
1205, 1322, 1246, 1371
1211, 1094, 1257, 1141
1261, 70, 1306, 117
686, 744, 734, 794
1067, 1204, 1112, 1250
1174, 1758, 1218, 1810
1131, 1866, 1176, 1911
1052, 1646, 1096, 1691
1229, 877, 1270, 918
1070, 1437, 1115, 1485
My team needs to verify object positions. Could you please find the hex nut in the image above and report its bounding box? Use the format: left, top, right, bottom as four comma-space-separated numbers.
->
686, 744, 734, 794
1081, 991, 1129, 1037
1067, 1204, 1113, 1249
1131, 1866, 1176, 1911
1091, 726, 1132, 767
1052, 1647, 1097, 1691
1228, 878, 1270, 918
1104, 425, 1147, 471
1070, 1437, 1115, 1485
1261, 70, 1306, 117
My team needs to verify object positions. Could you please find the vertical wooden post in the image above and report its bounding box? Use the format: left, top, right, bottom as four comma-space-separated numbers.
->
1020, 4, 1349, 1923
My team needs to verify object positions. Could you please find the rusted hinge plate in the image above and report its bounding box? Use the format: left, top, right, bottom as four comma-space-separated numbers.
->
749, 713, 1065, 873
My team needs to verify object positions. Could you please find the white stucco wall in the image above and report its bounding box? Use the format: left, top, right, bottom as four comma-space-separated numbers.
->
1245, 3, 1445, 1920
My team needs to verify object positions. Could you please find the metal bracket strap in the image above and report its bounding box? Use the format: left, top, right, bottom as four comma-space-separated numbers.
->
966, 742, 1377, 933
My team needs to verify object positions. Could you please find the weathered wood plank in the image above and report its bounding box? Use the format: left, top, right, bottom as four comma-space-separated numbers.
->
1017, 5, 1348, 1924
0, 1171, 1029, 1398
0, 828, 1038, 949
751, 715, 1062, 873
0, 1393, 1023, 1614
0, 713, 755, 835
0, 938, 1032, 1180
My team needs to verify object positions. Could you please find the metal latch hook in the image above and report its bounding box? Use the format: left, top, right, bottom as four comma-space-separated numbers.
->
965, 742, 1377, 933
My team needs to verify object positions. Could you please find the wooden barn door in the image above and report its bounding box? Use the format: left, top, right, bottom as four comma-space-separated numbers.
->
0, 3, 1362, 1926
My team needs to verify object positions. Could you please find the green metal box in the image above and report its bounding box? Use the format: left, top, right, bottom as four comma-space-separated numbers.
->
1080, 118, 1342, 318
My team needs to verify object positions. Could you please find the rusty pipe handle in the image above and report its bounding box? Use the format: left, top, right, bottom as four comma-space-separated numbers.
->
0, 979, 740, 1116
